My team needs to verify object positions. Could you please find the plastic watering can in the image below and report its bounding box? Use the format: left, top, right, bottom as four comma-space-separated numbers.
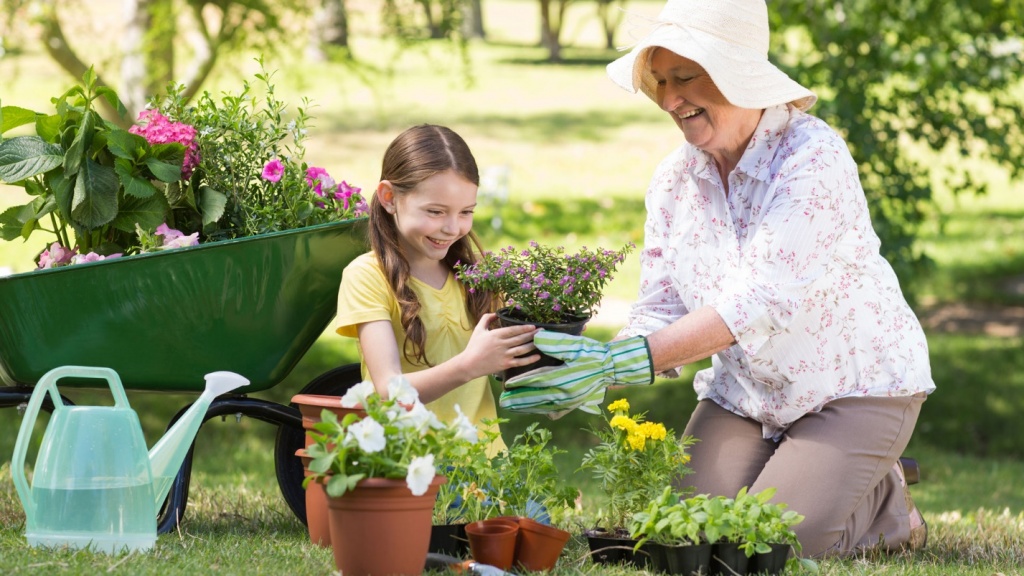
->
12, 365, 248, 553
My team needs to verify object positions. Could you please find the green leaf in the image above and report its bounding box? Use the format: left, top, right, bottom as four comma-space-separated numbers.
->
144, 156, 181, 182
94, 86, 128, 120
105, 129, 148, 160
114, 158, 157, 199
198, 186, 227, 226
35, 114, 61, 143
150, 142, 185, 164
0, 136, 64, 183
70, 158, 118, 228
63, 109, 96, 177
0, 205, 30, 241
1, 105, 40, 135
47, 170, 74, 221
112, 193, 168, 233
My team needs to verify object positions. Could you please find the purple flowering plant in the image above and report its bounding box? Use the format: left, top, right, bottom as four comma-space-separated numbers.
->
0, 61, 366, 271
454, 241, 635, 324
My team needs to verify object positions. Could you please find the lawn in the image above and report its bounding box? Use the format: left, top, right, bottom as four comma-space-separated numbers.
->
2, 0, 1024, 573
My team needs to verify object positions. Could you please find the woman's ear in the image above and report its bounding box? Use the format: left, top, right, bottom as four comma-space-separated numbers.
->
377, 181, 396, 214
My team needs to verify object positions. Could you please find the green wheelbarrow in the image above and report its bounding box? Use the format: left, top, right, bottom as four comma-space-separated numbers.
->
0, 218, 369, 534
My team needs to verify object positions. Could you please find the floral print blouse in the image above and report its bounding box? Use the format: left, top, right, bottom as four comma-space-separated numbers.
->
618, 104, 935, 440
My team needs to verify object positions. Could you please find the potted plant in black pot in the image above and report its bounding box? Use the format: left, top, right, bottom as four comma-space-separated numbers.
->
630, 487, 714, 575
578, 398, 697, 568
454, 241, 634, 381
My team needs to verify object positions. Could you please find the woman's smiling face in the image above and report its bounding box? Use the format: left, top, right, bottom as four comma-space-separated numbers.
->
649, 48, 762, 168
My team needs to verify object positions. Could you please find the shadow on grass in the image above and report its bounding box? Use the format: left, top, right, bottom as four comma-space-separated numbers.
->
915, 332, 1024, 459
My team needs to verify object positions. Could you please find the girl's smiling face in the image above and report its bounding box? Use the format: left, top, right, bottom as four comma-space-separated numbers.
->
649, 48, 762, 172
384, 169, 477, 269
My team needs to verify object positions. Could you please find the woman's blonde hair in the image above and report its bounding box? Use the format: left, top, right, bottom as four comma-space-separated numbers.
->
369, 124, 494, 366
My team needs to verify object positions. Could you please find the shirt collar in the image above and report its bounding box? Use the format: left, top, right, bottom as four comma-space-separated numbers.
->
735, 104, 793, 184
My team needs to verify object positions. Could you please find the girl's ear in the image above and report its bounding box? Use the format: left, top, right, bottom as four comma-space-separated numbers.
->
377, 181, 396, 214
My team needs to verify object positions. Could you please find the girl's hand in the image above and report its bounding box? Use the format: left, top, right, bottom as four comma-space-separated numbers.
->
461, 313, 541, 379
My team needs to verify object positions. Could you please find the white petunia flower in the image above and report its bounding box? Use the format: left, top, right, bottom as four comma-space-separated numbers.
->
406, 454, 436, 496
451, 405, 479, 444
341, 381, 376, 408
387, 376, 420, 407
347, 417, 386, 453
396, 402, 443, 432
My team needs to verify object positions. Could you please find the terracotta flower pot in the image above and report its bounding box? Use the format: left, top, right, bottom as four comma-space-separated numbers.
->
515, 516, 571, 572
295, 449, 330, 547
466, 521, 519, 570
495, 308, 589, 382
327, 476, 446, 575
291, 393, 366, 448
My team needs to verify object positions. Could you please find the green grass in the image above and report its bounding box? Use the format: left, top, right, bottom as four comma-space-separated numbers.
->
2, 0, 1024, 572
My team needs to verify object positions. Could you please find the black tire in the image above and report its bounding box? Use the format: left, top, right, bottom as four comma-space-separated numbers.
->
274, 364, 363, 524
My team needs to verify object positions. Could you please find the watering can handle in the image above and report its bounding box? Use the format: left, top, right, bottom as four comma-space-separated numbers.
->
11, 366, 130, 517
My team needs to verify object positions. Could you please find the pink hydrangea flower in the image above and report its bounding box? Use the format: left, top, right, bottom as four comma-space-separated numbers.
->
262, 159, 284, 182
130, 109, 201, 179
37, 242, 77, 269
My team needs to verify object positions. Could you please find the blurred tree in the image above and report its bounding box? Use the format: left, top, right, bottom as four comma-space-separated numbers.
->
770, 0, 1024, 297
307, 0, 351, 61
539, 0, 573, 62
594, 0, 627, 49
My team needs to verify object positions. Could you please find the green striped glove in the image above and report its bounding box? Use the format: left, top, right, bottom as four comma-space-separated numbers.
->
499, 332, 653, 416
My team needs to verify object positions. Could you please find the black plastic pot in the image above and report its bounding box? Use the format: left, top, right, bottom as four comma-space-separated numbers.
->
495, 308, 589, 382
711, 541, 750, 575
748, 542, 791, 575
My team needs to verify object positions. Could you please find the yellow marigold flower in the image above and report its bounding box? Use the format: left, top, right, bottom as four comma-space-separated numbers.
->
610, 414, 637, 432
679, 454, 692, 465
641, 422, 667, 441
607, 399, 630, 413
627, 432, 647, 451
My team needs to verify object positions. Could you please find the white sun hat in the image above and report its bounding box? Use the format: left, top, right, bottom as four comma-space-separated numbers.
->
606, 0, 817, 111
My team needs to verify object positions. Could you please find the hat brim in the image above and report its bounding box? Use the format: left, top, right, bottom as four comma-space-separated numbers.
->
607, 24, 817, 112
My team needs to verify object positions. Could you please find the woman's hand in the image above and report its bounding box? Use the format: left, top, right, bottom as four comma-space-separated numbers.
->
459, 313, 541, 379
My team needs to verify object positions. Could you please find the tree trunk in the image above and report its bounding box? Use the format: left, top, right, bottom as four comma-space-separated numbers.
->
463, 0, 485, 40
307, 0, 350, 61
120, 0, 174, 115
538, 0, 565, 63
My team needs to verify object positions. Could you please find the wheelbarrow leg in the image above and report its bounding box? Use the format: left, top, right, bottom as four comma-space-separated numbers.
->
156, 396, 302, 534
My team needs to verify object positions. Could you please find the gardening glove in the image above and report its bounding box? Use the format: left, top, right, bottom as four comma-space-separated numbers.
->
499, 332, 653, 417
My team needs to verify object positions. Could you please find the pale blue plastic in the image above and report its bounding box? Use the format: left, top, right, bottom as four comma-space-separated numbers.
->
11, 366, 248, 554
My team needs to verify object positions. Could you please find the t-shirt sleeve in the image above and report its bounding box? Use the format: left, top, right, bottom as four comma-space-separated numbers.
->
335, 254, 396, 338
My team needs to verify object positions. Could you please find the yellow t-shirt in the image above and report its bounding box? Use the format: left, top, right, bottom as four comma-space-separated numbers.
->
335, 252, 506, 453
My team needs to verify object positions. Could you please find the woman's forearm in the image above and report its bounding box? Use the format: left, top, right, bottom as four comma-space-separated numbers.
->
646, 305, 736, 372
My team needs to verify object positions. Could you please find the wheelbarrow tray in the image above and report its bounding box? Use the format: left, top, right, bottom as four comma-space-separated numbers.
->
0, 219, 367, 393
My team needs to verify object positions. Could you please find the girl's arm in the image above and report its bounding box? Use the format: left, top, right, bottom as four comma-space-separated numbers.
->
357, 313, 541, 403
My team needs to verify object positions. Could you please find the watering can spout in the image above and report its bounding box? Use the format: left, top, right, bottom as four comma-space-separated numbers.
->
148, 371, 249, 507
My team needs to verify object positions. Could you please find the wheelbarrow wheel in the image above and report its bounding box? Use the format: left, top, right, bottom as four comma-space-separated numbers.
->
274, 363, 363, 525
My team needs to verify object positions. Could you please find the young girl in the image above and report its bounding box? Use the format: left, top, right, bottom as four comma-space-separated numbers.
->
335, 124, 539, 452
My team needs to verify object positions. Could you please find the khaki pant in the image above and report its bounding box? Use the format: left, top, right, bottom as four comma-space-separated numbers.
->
680, 393, 927, 557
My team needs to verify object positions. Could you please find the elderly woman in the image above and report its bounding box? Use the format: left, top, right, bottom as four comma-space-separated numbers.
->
500, 0, 935, 557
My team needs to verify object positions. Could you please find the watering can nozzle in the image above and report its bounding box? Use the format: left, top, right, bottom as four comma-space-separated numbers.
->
147, 371, 249, 507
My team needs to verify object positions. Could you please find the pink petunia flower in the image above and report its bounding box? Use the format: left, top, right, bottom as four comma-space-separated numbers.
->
163, 232, 199, 249
70, 252, 122, 265
155, 223, 184, 241
305, 167, 333, 196
37, 242, 77, 269
262, 159, 285, 182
